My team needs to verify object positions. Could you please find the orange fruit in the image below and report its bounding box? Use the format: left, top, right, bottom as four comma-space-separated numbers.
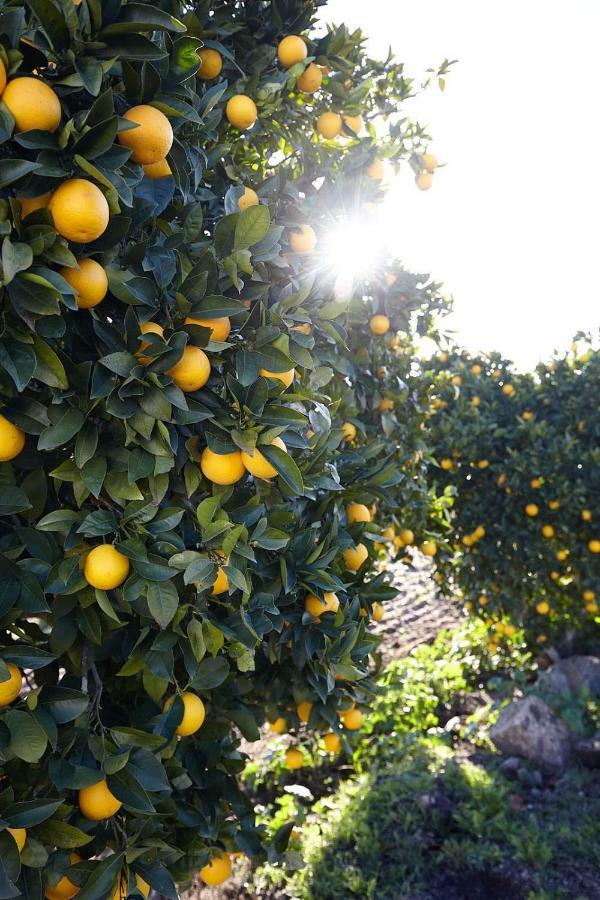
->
259, 367, 295, 387
137, 321, 164, 365
198, 47, 222, 80
199, 851, 231, 886
83, 545, 130, 590
0, 415, 25, 462
316, 112, 342, 139
541, 525, 555, 538
588, 540, 600, 553
268, 716, 286, 734
44, 854, 81, 900
79, 779, 122, 820
285, 748, 304, 770
18, 192, 51, 218
342, 114, 363, 135
440, 458, 454, 471
112, 874, 149, 900
184, 316, 231, 342
0, 59, 6, 95
341, 708, 364, 730
3, 76, 61, 132
168, 345, 210, 392
399, 529, 414, 545
226, 95, 257, 129
49, 179, 109, 243
143, 158, 172, 179
378, 398, 394, 412
525, 504, 539, 517
369, 314, 390, 335
343, 543, 368, 572
296, 63, 322, 93
289, 224, 317, 254
372, 602, 384, 622
347, 502, 371, 524
297, 700, 312, 722
536, 601, 550, 615
163, 692, 205, 736
278, 35, 308, 68
238, 186, 259, 210
7, 828, 26, 853
305, 591, 339, 618
415, 171, 433, 191
421, 152, 438, 172
200, 447, 245, 485
367, 158, 385, 181
211, 566, 229, 596
118, 105, 173, 164
241, 436, 286, 480
341, 422, 356, 442
60, 258, 108, 309
323, 732, 341, 753
0, 663, 22, 707
420, 541, 437, 557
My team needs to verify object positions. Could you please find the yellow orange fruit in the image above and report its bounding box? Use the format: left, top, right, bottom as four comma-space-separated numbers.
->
582, 509, 592, 521
285, 748, 304, 770
199, 851, 232, 887
184, 316, 231, 342
200, 447, 245, 485
372, 602, 384, 622
421, 152, 438, 172
278, 35, 308, 68
3, 76, 61, 133
79, 779, 122, 821
292, 322, 312, 335
549, 500, 560, 510
289, 224, 317, 254
342, 114, 363, 135
415, 171, 433, 191
18, 192, 51, 218
297, 62, 322, 93
112, 874, 149, 900
399, 529, 415, 545
370, 314, 390, 335
60, 258, 108, 309
168, 345, 210, 392
0, 664, 22, 707
163, 692, 205, 736
420, 541, 437, 557
323, 732, 341, 753
440, 458, 454, 471
0, 415, 25, 462
0, 59, 6, 95
473, 526, 486, 540
143, 158, 172, 179
347, 502, 371, 524
84, 544, 130, 591
588, 540, 600, 553
7, 828, 26, 853
536, 601, 550, 615
305, 591, 339, 617
49, 179, 109, 243
212, 566, 229, 596
341, 708, 364, 730
297, 700, 313, 723
525, 504, 539, 517
137, 321, 164, 365
198, 47, 223, 79
259, 367, 295, 387
268, 716, 286, 734
502, 383, 516, 396
241, 436, 286, 479
583, 590, 595, 602
530, 478, 542, 489
541, 525, 555, 538
343, 543, 368, 572
118, 105, 173, 165
341, 422, 357, 442
238, 186, 259, 211
316, 111, 342, 138
226, 95, 257, 129
378, 398, 394, 412
44, 855, 81, 900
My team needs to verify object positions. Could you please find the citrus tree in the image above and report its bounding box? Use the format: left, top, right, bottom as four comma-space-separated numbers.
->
0, 0, 448, 895
426, 339, 600, 647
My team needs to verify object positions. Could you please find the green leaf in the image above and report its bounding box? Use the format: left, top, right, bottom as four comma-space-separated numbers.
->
0, 159, 42, 189
100, 3, 186, 34
38, 409, 85, 452
187, 619, 206, 662
76, 852, 125, 900
32, 337, 69, 389
191, 656, 229, 690
107, 769, 155, 814
35, 820, 94, 850
3, 800, 62, 829
234, 205, 270, 251
81, 458, 106, 498
0, 487, 32, 516
260, 445, 304, 495
0, 339, 36, 391
5, 710, 48, 762
147, 581, 179, 629
2, 237, 33, 285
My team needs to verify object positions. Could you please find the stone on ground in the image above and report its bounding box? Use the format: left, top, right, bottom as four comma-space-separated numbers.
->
489, 695, 571, 769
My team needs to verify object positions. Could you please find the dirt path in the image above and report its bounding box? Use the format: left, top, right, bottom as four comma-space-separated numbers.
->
182, 560, 459, 900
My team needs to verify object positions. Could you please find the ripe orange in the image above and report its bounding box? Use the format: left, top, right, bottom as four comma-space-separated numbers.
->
323, 732, 341, 753
7, 828, 26, 853
415, 171, 433, 191
278, 35, 308, 68
226, 95, 257, 129
83, 545, 130, 590
399, 529, 414, 545
421, 152, 438, 172
297, 63, 322, 93
530, 477, 542, 489
347, 502, 371, 524
137, 321, 164, 365
341, 708, 364, 730
60, 258, 108, 309
168, 345, 210, 392
198, 47, 223, 80
372, 601, 384, 622
305, 591, 339, 617
342, 114, 363, 135
211, 566, 229, 596
112, 874, 150, 900
0, 59, 5, 94
3, 77, 61, 132
370, 314, 390, 335
341, 422, 357, 442
259, 367, 295, 387
200, 447, 245, 485
143, 159, 172, 179
289, 224, 317, 254
79, 779, 122, 820
440, 458, 454, 471
420, 541, 437, 557
548, 499, 560, 510
163, 692, 205, 736
118, 105, 173, 164
378, 398, 394, 412
316, 111, 342, 139
242, 436, 286, 480
18, 192, 51, 218
536, 601, 550, 615
199, 851, 232, 886
285, 748, 304, 770
0, 415, 25, 462
525, 504, 539, 517
297, 700, 313, 722
49, 179, 109, 243
541, 525, 555, 538
0, 664, 22, 707
343, 543, 368, 572
238, 186, 259, 211
502, 383, 516, 396
582, 509, 592, 521
44, 854, 81, 900
268, 716, 287, 734
588, 539, 600, 553
184, 315, 231, 342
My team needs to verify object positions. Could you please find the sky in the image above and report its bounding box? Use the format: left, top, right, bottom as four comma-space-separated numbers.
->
321, 0, 600, 369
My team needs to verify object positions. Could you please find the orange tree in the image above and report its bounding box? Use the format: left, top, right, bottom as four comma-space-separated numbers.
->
426, 340, 600, 647
0, 0, 448, 895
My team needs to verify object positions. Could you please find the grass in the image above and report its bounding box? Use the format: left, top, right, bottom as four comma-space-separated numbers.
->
244, 621, 600, 900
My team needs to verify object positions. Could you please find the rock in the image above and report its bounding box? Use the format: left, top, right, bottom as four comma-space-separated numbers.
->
573, 736, 600, 768
538, 655, 600, 698
499, 756, 521, 775
489, 695, 571, 769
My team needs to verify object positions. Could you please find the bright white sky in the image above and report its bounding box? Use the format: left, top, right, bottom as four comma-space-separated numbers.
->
322, 0, 600, 369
